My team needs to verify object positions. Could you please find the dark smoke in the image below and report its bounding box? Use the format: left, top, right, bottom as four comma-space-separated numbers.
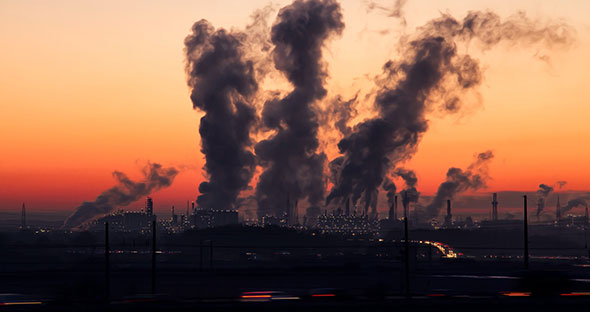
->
255, 0, 345, 217
382, 178, 396, 207
327, 10, 572, 214
561, 198, 588, 215
536, 183, 554, 216
395, 168, 420, 204
63, 163, 179, 229
185, 19, 258, 210
557, 180, 567, 189
331, 94, 359, 136
415, 151, 494, 222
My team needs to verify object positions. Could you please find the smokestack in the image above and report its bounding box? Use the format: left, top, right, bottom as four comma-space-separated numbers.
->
345, 197, 350, 216
556, 195, 561, 221
191, 201, 195, 214
146, 197, 154, 216
294, 199, 299, 225
394, 195, 398, 220
444, 199, 452, 226
523, 195, 529, 269
492, 193, 498, 221
388, 196, 395, 220
21, 203, 26, 230
286, 192, 290, 225
447, 199, 452, 217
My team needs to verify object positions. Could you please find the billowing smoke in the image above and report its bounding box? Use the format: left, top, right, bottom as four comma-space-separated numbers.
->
557, 180, 567, 189
255, 0, 345, 217
395, 168, 420, 204
561, 198, 588, 215
327, 10, 572, 215
536, 183, 554, 216
415, 151, 494, 222
331, 94, 359, 136
184, 19, 258, 210
382, 178, 396, 208
63, 163, 179, 229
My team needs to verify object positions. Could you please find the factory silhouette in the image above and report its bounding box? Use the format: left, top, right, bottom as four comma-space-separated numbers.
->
1, 0, 588, 310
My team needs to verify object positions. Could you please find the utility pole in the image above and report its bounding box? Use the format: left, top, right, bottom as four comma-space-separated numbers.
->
403, 191, 410, 298
210, 240, 214, 269
523, 195, 529, 269
105, 222, 110, 303
199, 240, 204, 271
151, 220, 157, 294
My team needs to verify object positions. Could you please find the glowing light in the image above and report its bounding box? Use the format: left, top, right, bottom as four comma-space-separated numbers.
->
0, 301, 43, 305
312, 294, 336, 297
501, 292, 531, 297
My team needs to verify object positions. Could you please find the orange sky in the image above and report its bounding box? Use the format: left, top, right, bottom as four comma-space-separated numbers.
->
1, 0, 590, 215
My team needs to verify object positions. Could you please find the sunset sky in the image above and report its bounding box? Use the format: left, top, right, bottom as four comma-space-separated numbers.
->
1, 0, 590, 217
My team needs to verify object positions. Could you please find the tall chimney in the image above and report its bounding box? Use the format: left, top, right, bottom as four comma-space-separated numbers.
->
21, 203, 26, 230
556, 195, 561, 221
445, 199, 452, 226
394, 195, 398, 220
146, 197, 153, 216
447, 199, 452, 217
286, 192, 290, 225
345, 197, 350, 216
492, 193, 498, 221
388, 198, 394, 221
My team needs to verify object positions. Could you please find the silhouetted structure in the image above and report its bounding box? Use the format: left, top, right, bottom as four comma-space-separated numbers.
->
492, 193, 498, 221
444, 199, 453, 227
20, 203, 26, 230
523, 195, 529, 269
345, 197, 350, 216
556, 195, 561, 221
146, 197, 153, 216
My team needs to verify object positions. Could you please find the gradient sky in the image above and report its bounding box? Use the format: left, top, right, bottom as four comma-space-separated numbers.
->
1, 0, 590, 217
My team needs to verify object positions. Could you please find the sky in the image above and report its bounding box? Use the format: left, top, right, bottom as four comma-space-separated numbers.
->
1, 0, 590, 218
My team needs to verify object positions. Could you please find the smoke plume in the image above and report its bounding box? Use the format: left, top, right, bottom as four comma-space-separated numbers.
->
255, 0, 345, 217
536, 183, 554, 216
395, 168, 420, 204
557, 180, 567, 189
415, 151, 494, 222
63, 163, 179, 229
366, 0, 407, 23
561, 198, 588, 215
382, 178, 396, 208
327, 10, 572, 215
185, 19, 258, 210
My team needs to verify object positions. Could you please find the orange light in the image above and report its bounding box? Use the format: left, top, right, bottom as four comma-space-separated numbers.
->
241, 295, 271, 299
501, 292, 531, 297
0, 302, 43, 305
312, 294, 336, 297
